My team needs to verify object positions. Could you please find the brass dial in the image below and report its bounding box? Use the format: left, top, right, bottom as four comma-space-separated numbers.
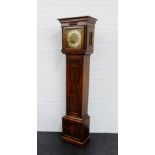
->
66, 29, 82, 49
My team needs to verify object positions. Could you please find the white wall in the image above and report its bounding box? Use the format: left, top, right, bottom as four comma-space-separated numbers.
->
37, 0, 118, 133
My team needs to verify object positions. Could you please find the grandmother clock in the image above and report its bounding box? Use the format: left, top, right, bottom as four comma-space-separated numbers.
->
58, 16, 97, 146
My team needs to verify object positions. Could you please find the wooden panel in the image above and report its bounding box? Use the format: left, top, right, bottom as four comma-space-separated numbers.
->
62, 116, 90, 143
63, 119, 81, 140
66, 55, 83, 117
82, 55, 90, 117
86, 26, 95, 53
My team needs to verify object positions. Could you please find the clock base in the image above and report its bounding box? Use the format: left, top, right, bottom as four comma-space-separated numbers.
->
61, 135, 90, 147
62, 115, 90, 146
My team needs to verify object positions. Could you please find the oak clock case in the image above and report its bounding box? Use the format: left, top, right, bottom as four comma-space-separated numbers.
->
58, 16, 97, 146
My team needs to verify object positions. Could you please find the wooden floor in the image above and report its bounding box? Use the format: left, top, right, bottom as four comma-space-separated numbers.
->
37, 132, 118, 155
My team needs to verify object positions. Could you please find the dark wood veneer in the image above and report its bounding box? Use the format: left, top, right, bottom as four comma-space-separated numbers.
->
58, 16, 97, 146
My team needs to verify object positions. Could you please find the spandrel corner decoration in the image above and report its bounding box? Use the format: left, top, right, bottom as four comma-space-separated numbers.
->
58, 16, 97, 146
